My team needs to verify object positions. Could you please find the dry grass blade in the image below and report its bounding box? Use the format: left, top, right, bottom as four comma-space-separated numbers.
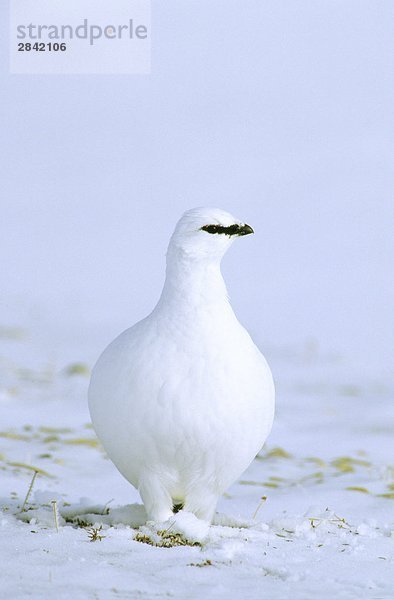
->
87, 525, 105, 542
8, 462, 53, 478
21, 470, 38, 512
252, 495, 267, 520
51, 500, 60, 532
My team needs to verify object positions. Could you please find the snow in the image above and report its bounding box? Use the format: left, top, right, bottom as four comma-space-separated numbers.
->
1, 316, 393, 599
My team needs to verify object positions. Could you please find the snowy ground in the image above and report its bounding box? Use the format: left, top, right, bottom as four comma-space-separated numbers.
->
1, 315, 393, 600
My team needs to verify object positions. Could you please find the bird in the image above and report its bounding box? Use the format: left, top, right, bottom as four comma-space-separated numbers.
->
88, 207, 275, 523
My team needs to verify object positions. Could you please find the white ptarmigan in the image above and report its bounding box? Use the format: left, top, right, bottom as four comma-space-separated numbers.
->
88, 208, 275, 523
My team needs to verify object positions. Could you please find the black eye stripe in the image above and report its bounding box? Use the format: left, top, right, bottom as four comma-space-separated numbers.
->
200, 224, 241, 236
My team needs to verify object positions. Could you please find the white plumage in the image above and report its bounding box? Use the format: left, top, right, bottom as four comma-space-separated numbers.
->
88, 207, 275, 522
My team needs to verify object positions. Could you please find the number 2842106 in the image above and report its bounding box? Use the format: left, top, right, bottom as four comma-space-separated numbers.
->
18, 42, 67, 52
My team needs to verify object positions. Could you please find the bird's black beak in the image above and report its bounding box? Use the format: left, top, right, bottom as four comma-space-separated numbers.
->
237, 224, 254, 236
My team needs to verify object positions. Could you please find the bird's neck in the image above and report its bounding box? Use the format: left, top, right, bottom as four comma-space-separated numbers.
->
155, 249, 231, 316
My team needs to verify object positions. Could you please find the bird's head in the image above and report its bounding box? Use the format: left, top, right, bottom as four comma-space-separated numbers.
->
168, 207, 254, 262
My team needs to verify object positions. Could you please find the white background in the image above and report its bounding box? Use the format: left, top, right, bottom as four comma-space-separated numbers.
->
1, 0, 393, 374
1, 4, 393, 598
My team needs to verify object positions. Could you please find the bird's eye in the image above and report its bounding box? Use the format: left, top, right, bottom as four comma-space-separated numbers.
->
201, 224, 220, 234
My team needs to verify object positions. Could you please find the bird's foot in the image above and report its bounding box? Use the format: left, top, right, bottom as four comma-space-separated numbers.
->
142, 510, 210, 545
